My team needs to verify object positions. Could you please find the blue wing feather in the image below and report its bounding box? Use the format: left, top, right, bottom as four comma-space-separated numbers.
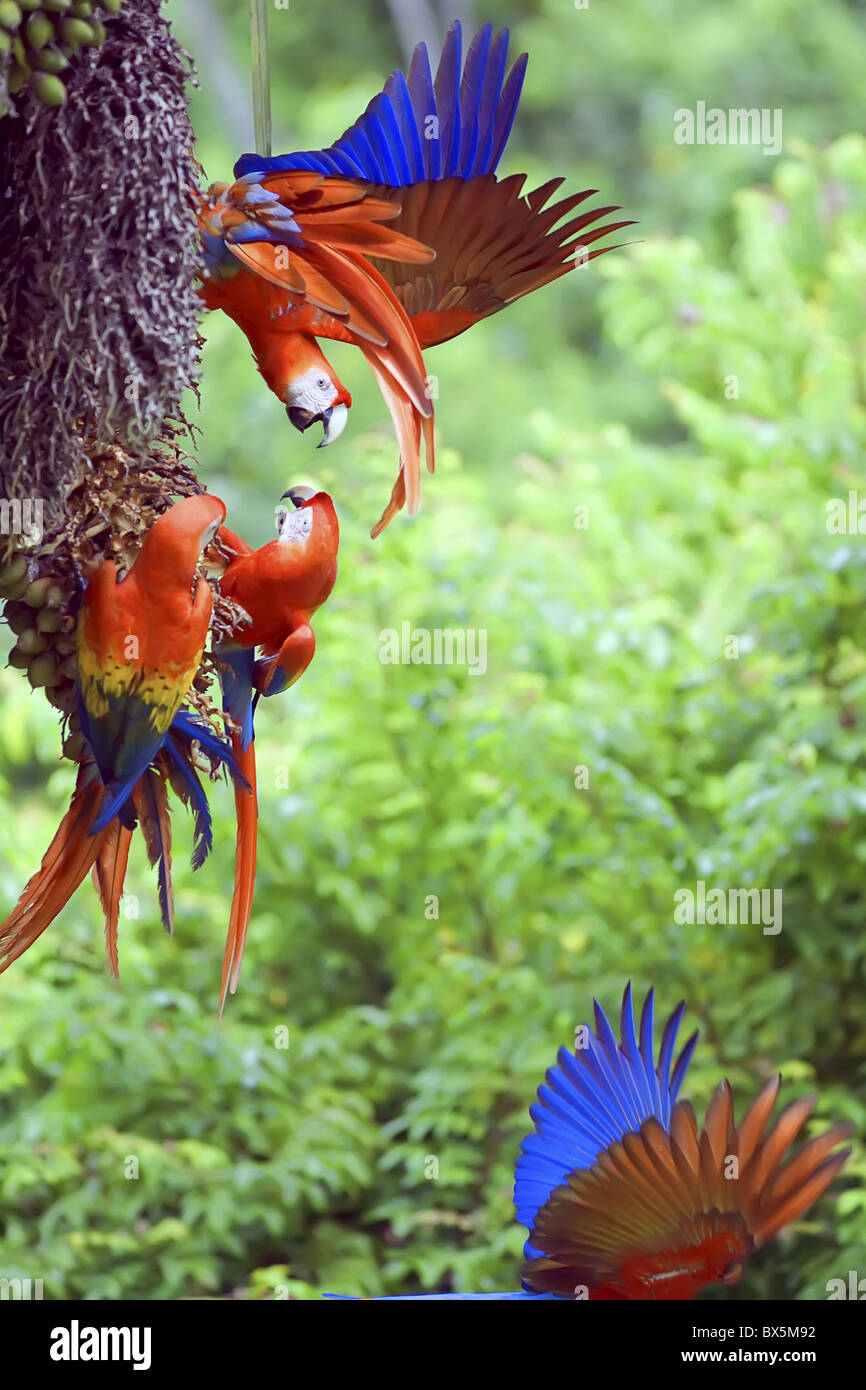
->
384, 70, 426, 180
434, 21, 462, 177
233, 22, 528, 187
513, 984, 697, 1248
163, 736, 214, 871
407, 39, 439, 178
217, 646, 256, 752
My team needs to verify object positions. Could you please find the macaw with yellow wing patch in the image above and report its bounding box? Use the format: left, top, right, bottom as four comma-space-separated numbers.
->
0, 496, 243, 977
76, 493, 226, 832
214, 486, 339, 1016
198, 21, 632, 535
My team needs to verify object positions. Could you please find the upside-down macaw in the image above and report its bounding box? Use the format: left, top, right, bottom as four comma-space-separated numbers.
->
335, 984, 853, 1300
214, 485, 340, 1015
198, 21, 631, 535
0, 496, 242, 976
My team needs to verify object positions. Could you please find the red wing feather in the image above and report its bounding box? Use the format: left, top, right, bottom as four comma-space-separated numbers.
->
523, 1080, 853, 1300
365, 174, 635, 348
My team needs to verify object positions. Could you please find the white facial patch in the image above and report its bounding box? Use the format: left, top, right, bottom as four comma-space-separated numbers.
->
285, 366, 340, 414
278, 506, 313, 544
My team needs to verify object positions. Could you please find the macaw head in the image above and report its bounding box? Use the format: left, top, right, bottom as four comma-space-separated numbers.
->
285, 357, 351, 450
277, 484, 339, 547
273, 485, 340, 603
252, 331, 351, 449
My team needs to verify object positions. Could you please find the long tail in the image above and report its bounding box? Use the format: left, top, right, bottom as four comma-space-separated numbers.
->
91, 819, 134, 978
220, 735, 258, 1018
0, 763, 107, 972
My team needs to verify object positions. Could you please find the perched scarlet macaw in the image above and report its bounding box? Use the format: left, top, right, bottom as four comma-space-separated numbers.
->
214, 486, 340, 1015
198, 21, 631, 535
0, 496, 241, 976
334, 984, 853, 1300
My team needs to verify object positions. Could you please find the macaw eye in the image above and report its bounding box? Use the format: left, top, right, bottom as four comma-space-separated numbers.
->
316, 376, 328, 390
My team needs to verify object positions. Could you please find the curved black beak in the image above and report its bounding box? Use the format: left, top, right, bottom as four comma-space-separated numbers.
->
287, 406, 317, 433
286, 403, 349, 447
280, 485, 316, 509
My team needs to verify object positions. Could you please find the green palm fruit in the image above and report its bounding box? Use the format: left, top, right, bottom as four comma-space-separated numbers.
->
4, 601, 32, 635
17, 627, 48, 655
0, 3, 23, 34
36, 607, 63, 632
28, 652, 63, 687
0, 555, 28, 595
30, 46, 69, 71
23, 575, 55, 607
7, 60, 30, 92
58, 15, 91, 45
8, 645, 30, 670
30, 70, 66, 103
24, 11, 53, 48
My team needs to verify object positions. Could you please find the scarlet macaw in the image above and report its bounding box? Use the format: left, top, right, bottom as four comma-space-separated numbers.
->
0, 495, 241, 975
336, 984, 852, 1300
198, 21, 631, 534
214, 486, 339, 1015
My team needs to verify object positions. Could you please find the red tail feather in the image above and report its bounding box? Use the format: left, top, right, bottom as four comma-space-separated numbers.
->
0, 765, 104, 972
91, 820, 134, 979
220, 738, 258, 1018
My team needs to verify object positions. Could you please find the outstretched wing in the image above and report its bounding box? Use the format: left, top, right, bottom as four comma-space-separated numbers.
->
237, 22, 633, 350
514, 982, 698, 1254
522, 1076, 853, 1299
366, 173, 633, 350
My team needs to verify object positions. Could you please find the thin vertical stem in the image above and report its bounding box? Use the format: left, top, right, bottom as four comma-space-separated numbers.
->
250, 0, 272, 157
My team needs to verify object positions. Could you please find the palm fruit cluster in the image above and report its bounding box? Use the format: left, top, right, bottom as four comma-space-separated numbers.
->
0, 0, 216, 763
0, 0, 121, 115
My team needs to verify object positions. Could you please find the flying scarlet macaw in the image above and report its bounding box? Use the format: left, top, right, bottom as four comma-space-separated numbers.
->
214, 485, 339, 1015
0, 496, 241, 976
198, 21, 631, 535
334, 984, 853, 1300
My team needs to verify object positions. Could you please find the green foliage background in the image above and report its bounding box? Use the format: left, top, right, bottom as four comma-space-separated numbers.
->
1, 0, 865, 1299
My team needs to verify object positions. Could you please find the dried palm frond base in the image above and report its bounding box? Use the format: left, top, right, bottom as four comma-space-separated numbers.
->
0, 429, 237, 766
